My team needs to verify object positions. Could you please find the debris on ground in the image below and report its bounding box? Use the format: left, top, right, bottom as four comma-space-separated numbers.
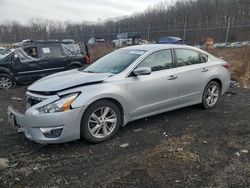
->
235, 152, 241, 157
176, 148, 184, 152
120, 143, 129, 148
0, 158, 9, 169
132, 128, 142, 133
240, 150, 248, 154
11, 97, 23, 101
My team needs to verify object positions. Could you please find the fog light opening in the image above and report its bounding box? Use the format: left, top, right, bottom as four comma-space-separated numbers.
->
40, 126, 64, 138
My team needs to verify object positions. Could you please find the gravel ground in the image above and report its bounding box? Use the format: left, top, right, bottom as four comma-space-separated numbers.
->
0, 85, 250, 188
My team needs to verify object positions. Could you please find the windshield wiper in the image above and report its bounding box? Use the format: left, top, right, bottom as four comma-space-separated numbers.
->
82, 70, 96, 73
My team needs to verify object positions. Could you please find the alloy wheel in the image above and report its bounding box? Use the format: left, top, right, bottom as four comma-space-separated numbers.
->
0, 76, 13, 89
206, 84, 219, 107
87, 107, 117, 139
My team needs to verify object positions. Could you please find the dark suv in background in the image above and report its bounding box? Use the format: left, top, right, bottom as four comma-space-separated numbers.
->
0, 39, 90, 89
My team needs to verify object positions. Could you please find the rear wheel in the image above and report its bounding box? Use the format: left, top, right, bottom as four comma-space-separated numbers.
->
0, 74, 16, 89
81, 100, 122, 143
69, 62, 82, 69
202, 81, 221, 109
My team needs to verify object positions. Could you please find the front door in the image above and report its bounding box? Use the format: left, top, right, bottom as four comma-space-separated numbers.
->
126, 49, 179, 119
11, 49, 46, 82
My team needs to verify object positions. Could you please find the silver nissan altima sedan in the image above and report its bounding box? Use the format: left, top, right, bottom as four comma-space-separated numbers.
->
7, 44, 230, 144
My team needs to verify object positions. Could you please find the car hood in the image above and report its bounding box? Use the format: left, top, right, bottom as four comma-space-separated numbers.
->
28, 69, 113, 93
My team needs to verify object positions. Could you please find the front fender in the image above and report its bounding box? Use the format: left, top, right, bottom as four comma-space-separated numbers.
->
69, 83, 130, 125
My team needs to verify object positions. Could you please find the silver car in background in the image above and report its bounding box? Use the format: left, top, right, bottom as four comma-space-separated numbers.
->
8, 44, 230, 144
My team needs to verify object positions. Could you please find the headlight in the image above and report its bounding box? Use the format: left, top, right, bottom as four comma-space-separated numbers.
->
38, 93, 79, 113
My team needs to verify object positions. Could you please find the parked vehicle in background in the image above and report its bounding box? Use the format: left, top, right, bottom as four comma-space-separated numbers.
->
112, 32, 141, 47
157, 36, 186, 44
7, 44, 230, 144
0, 39, 90, 89
242, 41, 250, 46
228, 42, 242, 48
88, 37, 106, 45
216, 42, 231, 48
0, 47, 6, 53
213, 43, 222, 48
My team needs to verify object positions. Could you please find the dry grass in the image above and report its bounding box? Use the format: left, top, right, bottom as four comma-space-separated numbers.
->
142, 135, 200, 165
208, 47, 250, 87
90, 44, 250, 87
89, 43, 115, 62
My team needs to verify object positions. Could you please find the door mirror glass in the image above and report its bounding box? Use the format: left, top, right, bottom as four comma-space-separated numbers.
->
201, 54, 208, 62
133, 67, 151, 76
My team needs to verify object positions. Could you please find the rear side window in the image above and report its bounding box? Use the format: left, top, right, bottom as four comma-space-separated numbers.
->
175, 49, 202, 67
138, 49, 173, 71
40, 45, 63, 58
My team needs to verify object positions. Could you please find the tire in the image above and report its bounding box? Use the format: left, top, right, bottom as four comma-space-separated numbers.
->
0, 74, 16, 89
202, 81, 221, 109
81, 100, 122, 143
69, 62, 82, 69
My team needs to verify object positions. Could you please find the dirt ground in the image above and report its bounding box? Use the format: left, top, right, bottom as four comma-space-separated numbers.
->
0, 84, 250, 188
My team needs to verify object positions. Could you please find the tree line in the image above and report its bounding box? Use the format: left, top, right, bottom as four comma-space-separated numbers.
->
0, 0, 250, 44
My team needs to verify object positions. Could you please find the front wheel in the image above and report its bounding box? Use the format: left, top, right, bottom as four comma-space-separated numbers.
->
202, 81, 221, 109
81, 100, 122, 143
0, 74, 16, 89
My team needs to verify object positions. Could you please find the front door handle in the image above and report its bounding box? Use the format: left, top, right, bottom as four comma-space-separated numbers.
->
201, 68, 208, 72
167, 75, 178, 80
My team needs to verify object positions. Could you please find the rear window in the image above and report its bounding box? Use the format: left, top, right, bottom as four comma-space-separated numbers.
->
40, 45, 63, 58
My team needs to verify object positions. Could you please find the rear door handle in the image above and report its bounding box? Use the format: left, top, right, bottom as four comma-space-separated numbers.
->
201, 68, 208, 72
167, 75, 178, 80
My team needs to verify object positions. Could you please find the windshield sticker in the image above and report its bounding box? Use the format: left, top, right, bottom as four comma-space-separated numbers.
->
129, 51, 145, 55
42, 48, 51, 54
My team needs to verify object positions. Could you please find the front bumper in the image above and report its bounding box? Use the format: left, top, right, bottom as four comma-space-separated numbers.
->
7, 104, 86, 144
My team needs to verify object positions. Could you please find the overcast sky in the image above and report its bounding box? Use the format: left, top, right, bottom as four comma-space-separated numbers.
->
0, 0, 166, 24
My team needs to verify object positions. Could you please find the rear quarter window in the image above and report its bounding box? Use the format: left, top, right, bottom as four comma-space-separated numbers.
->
39, 45, 63, 58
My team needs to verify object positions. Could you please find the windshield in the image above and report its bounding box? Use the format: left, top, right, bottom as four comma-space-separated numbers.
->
82, 49, 145, 74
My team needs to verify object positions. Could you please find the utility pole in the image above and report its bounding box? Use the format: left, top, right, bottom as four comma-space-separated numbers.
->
183, 19, 187, 44
91, 28, 94, 37
225, 17, 231, 47
147, 25, 151, 42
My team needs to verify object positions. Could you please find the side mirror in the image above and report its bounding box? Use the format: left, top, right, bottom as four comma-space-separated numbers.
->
133, 67, 152, 76
13, 54, 21, 63
202, 54, 208, 62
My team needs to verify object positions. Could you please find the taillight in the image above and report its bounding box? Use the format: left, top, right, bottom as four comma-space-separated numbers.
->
222, 64, 230, 70
85, 56, 90, 64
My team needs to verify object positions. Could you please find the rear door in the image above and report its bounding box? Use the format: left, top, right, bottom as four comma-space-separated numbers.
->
126, 49, 179, 119
174, 48, 210, 105
37, 44, 66, 75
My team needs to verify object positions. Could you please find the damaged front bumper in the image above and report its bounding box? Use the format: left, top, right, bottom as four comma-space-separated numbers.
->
7, 93, 86, 144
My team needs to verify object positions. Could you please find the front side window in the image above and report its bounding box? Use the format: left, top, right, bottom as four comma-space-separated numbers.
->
175, 49, 202, 67
24, 47, 39, 58
137, 49, 173, 71
15, 48, 34, 62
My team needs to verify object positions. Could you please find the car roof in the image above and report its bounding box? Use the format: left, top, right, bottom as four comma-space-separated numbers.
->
14, 39, 75, 47
124, 44, 198, 51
